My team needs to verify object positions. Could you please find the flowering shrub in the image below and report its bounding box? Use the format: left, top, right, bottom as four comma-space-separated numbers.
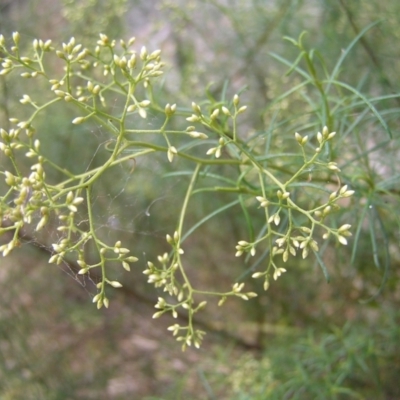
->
0, 32, 361, 349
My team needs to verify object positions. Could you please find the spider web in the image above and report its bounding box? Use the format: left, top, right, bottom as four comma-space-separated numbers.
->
75, 113, 185, 288
0, 105, 187, 296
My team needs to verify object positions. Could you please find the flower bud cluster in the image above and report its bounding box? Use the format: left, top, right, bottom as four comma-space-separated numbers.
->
231, 282, 257, 301
0, 238, 21, 257
186, 127, 208, 140
32, 38, 52, 52
51, 232, 138, 310
239, 128, 355, 293
235, 240, 256, 257
323, 223, 352, 245
232, 94, 248, 115
167, 324, 206, 351
167, 146, 178, 162
206, 137, 225, 159
164, 103, 176, 117
144, 233, 220, 348
1, 157, 47, 230
56, 37, 88, 63
127, 99, 151, 119
144, 231, 183, 293
186, 102, 203, 123
314, 185, 355, 220
0, 33, 48, 76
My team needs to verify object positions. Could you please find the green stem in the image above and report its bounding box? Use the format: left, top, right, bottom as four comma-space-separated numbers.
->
86, 185, 106, 293
284, 143, 325, 186
303, 52, 332, 128
176, 163, 202, 289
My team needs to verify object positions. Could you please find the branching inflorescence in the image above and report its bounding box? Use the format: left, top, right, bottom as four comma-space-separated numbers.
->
0, 33, 354, 349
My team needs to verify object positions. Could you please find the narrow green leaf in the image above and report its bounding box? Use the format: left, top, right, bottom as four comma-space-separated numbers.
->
328, 20, 382, 84
312, 247, 330, 283
181, 200, 240, 243
327, 79, 392, 138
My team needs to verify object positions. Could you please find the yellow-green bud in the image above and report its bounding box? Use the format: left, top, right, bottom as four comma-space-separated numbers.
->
12, 32, 20, 45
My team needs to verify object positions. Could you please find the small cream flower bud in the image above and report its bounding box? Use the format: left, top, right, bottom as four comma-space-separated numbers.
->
221, 106, 230, 116
109, 281, 123, 288
72, 116, 85, 124
210, 109, 220, 120
140, 46, 148, 60
12, 32, 20, 45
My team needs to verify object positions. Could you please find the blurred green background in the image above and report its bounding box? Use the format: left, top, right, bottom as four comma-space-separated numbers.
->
1, 0, 400, 398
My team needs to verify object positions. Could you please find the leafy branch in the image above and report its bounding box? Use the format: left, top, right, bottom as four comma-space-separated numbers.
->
0, 32, 359, 350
